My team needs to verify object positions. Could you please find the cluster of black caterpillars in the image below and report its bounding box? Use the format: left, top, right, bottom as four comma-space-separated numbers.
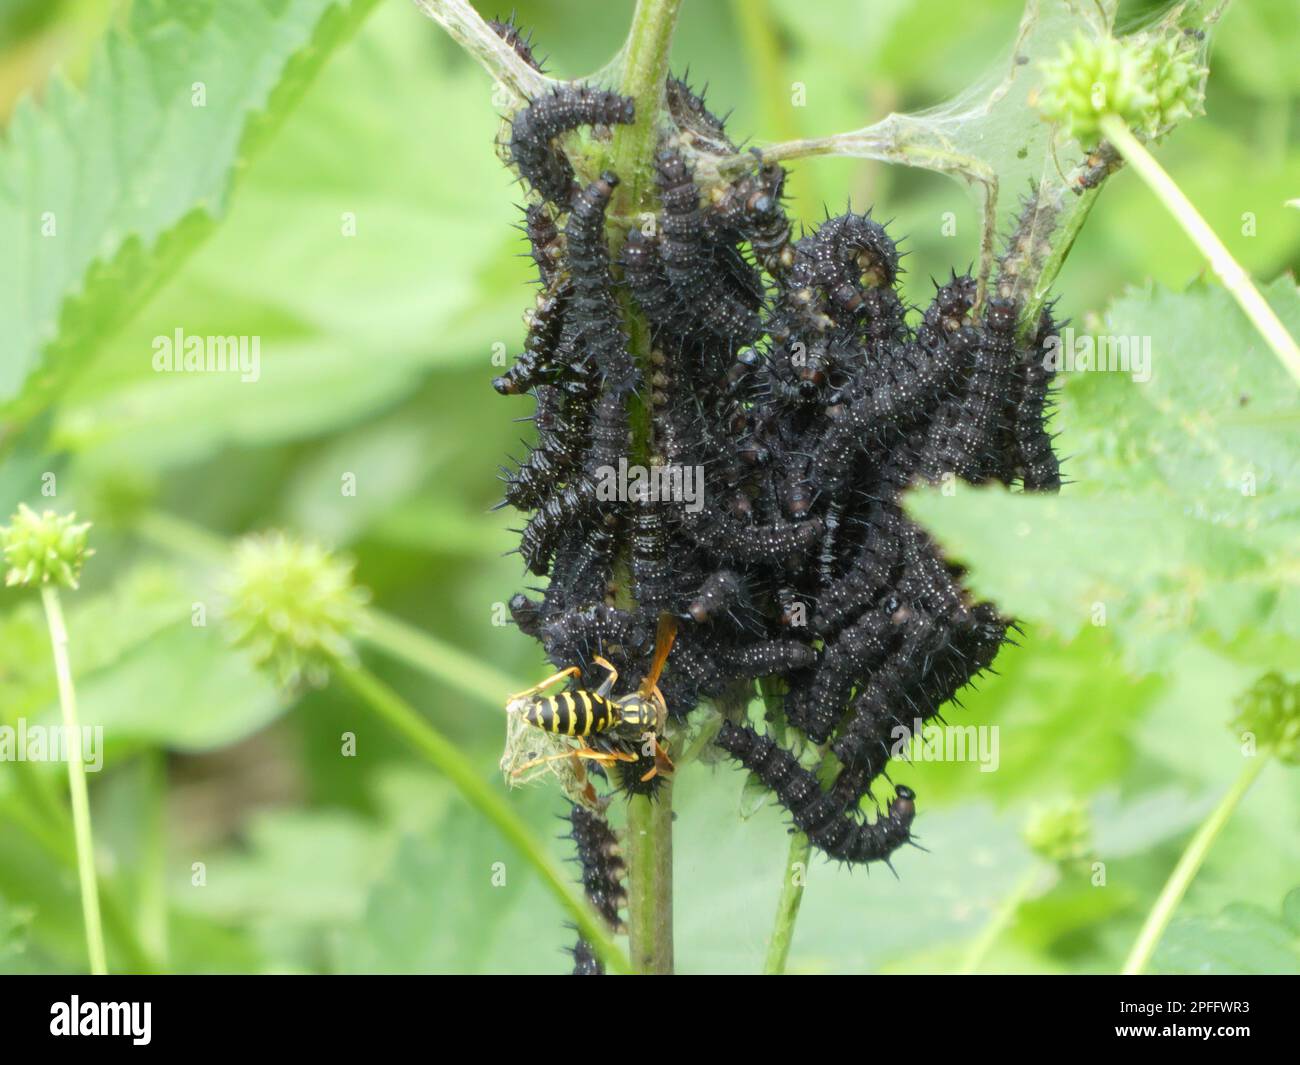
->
486, 19, 1061, 974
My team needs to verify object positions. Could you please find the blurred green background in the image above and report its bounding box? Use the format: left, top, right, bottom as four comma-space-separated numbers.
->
0, 0, 1297, 974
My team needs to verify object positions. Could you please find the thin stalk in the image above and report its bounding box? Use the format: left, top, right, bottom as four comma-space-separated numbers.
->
1100, 114, 1300, 386
625, 788, 675, 974
361, 608, 520, 708
1015, 181, 1105, 342
959, 865, 1041, 975
763, 831, 811, 974
332, 657, 631, 975
1122, 753, 1270, 975
40, 586, 107, 975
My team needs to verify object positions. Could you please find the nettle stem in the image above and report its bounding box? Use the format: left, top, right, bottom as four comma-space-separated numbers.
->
1121, 752, 1270, 975
764, 831, 811, 974
607, 0, 684, 976
1100, 114, 1300, 386
40, 586, 107, 975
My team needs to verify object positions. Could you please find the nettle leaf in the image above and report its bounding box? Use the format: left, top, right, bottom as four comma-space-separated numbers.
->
1154, 886, 1300, 975
0, 0, 380, 424
49, 2, 525, 470
907, 279, 1300, 672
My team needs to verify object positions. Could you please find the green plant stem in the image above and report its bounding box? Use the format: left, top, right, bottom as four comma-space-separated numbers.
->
361, 607, 520, 707
607, 0, 683, 217
40, 585, 107, 975
625, 788, 675, 974
604, 0, 683, 978
1014, 180, 1106, 341
763, 830, 811, 974
1100, 114, 1300, 386
959, 865, 1041, 975
331, 657, 631, 975
1122, 753, 1270, 975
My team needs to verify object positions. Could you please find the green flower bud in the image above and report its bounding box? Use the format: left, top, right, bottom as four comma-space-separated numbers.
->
1, 504, 94, 590
1231, 673, 1300, 765
1144, 33, 1206, 133
224, 531, 369, 689
1037, 34, 1156, 146
1023, 798, 1093, 867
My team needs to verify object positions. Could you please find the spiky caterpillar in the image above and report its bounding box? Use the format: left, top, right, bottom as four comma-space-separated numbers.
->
566, 174, 640, 392
501, 383, 592, 510
508, 87, 635, 206
653, 148, 762, 346
914, 304, 1017, 486
1013, 307, 1063, 491
715, 721, 916, 867
567, 804, 626, 976
523, 203, 563, 284
488, 15, 546, 74
786, 607, 896, 743
831, 603, 1008, 777
679, 506, 825, 566
492, 284, 572, 397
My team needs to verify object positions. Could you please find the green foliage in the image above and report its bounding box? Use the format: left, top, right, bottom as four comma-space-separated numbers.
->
1155, 887, 1300, 974
0, 0, 380, 424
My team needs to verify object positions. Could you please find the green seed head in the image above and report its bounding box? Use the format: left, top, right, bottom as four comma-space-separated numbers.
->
1, 504, 94, 590
224, 531, 369, 689
1144, 32, 1206, 133
1037, 33, 1156, 146
1023, 798, 1093, 867
1231, 673, 1300, 765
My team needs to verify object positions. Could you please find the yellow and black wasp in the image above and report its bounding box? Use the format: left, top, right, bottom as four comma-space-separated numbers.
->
504, 614, 677, 786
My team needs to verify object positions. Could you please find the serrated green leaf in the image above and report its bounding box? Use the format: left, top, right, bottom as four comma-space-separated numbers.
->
47, 3, 527, 469
1154, 888, 1300, 974
0, 0, 380, 423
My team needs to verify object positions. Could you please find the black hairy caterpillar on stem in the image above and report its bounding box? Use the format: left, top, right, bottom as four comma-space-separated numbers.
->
715, 721, 916, 867
508, 86, 635, 206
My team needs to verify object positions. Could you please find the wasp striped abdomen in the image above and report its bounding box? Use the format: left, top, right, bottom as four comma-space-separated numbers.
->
524, 691, 616, 736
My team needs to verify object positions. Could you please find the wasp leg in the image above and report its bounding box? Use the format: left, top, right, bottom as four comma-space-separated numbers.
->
506, 665, 582, 704
511, 745, 637, 778
641, 737, 675, 783
589, 655, 619, 698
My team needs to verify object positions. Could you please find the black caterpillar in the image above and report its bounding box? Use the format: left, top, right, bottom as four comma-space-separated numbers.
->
566, 804, 626, 976
490, 22, 1063, 969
